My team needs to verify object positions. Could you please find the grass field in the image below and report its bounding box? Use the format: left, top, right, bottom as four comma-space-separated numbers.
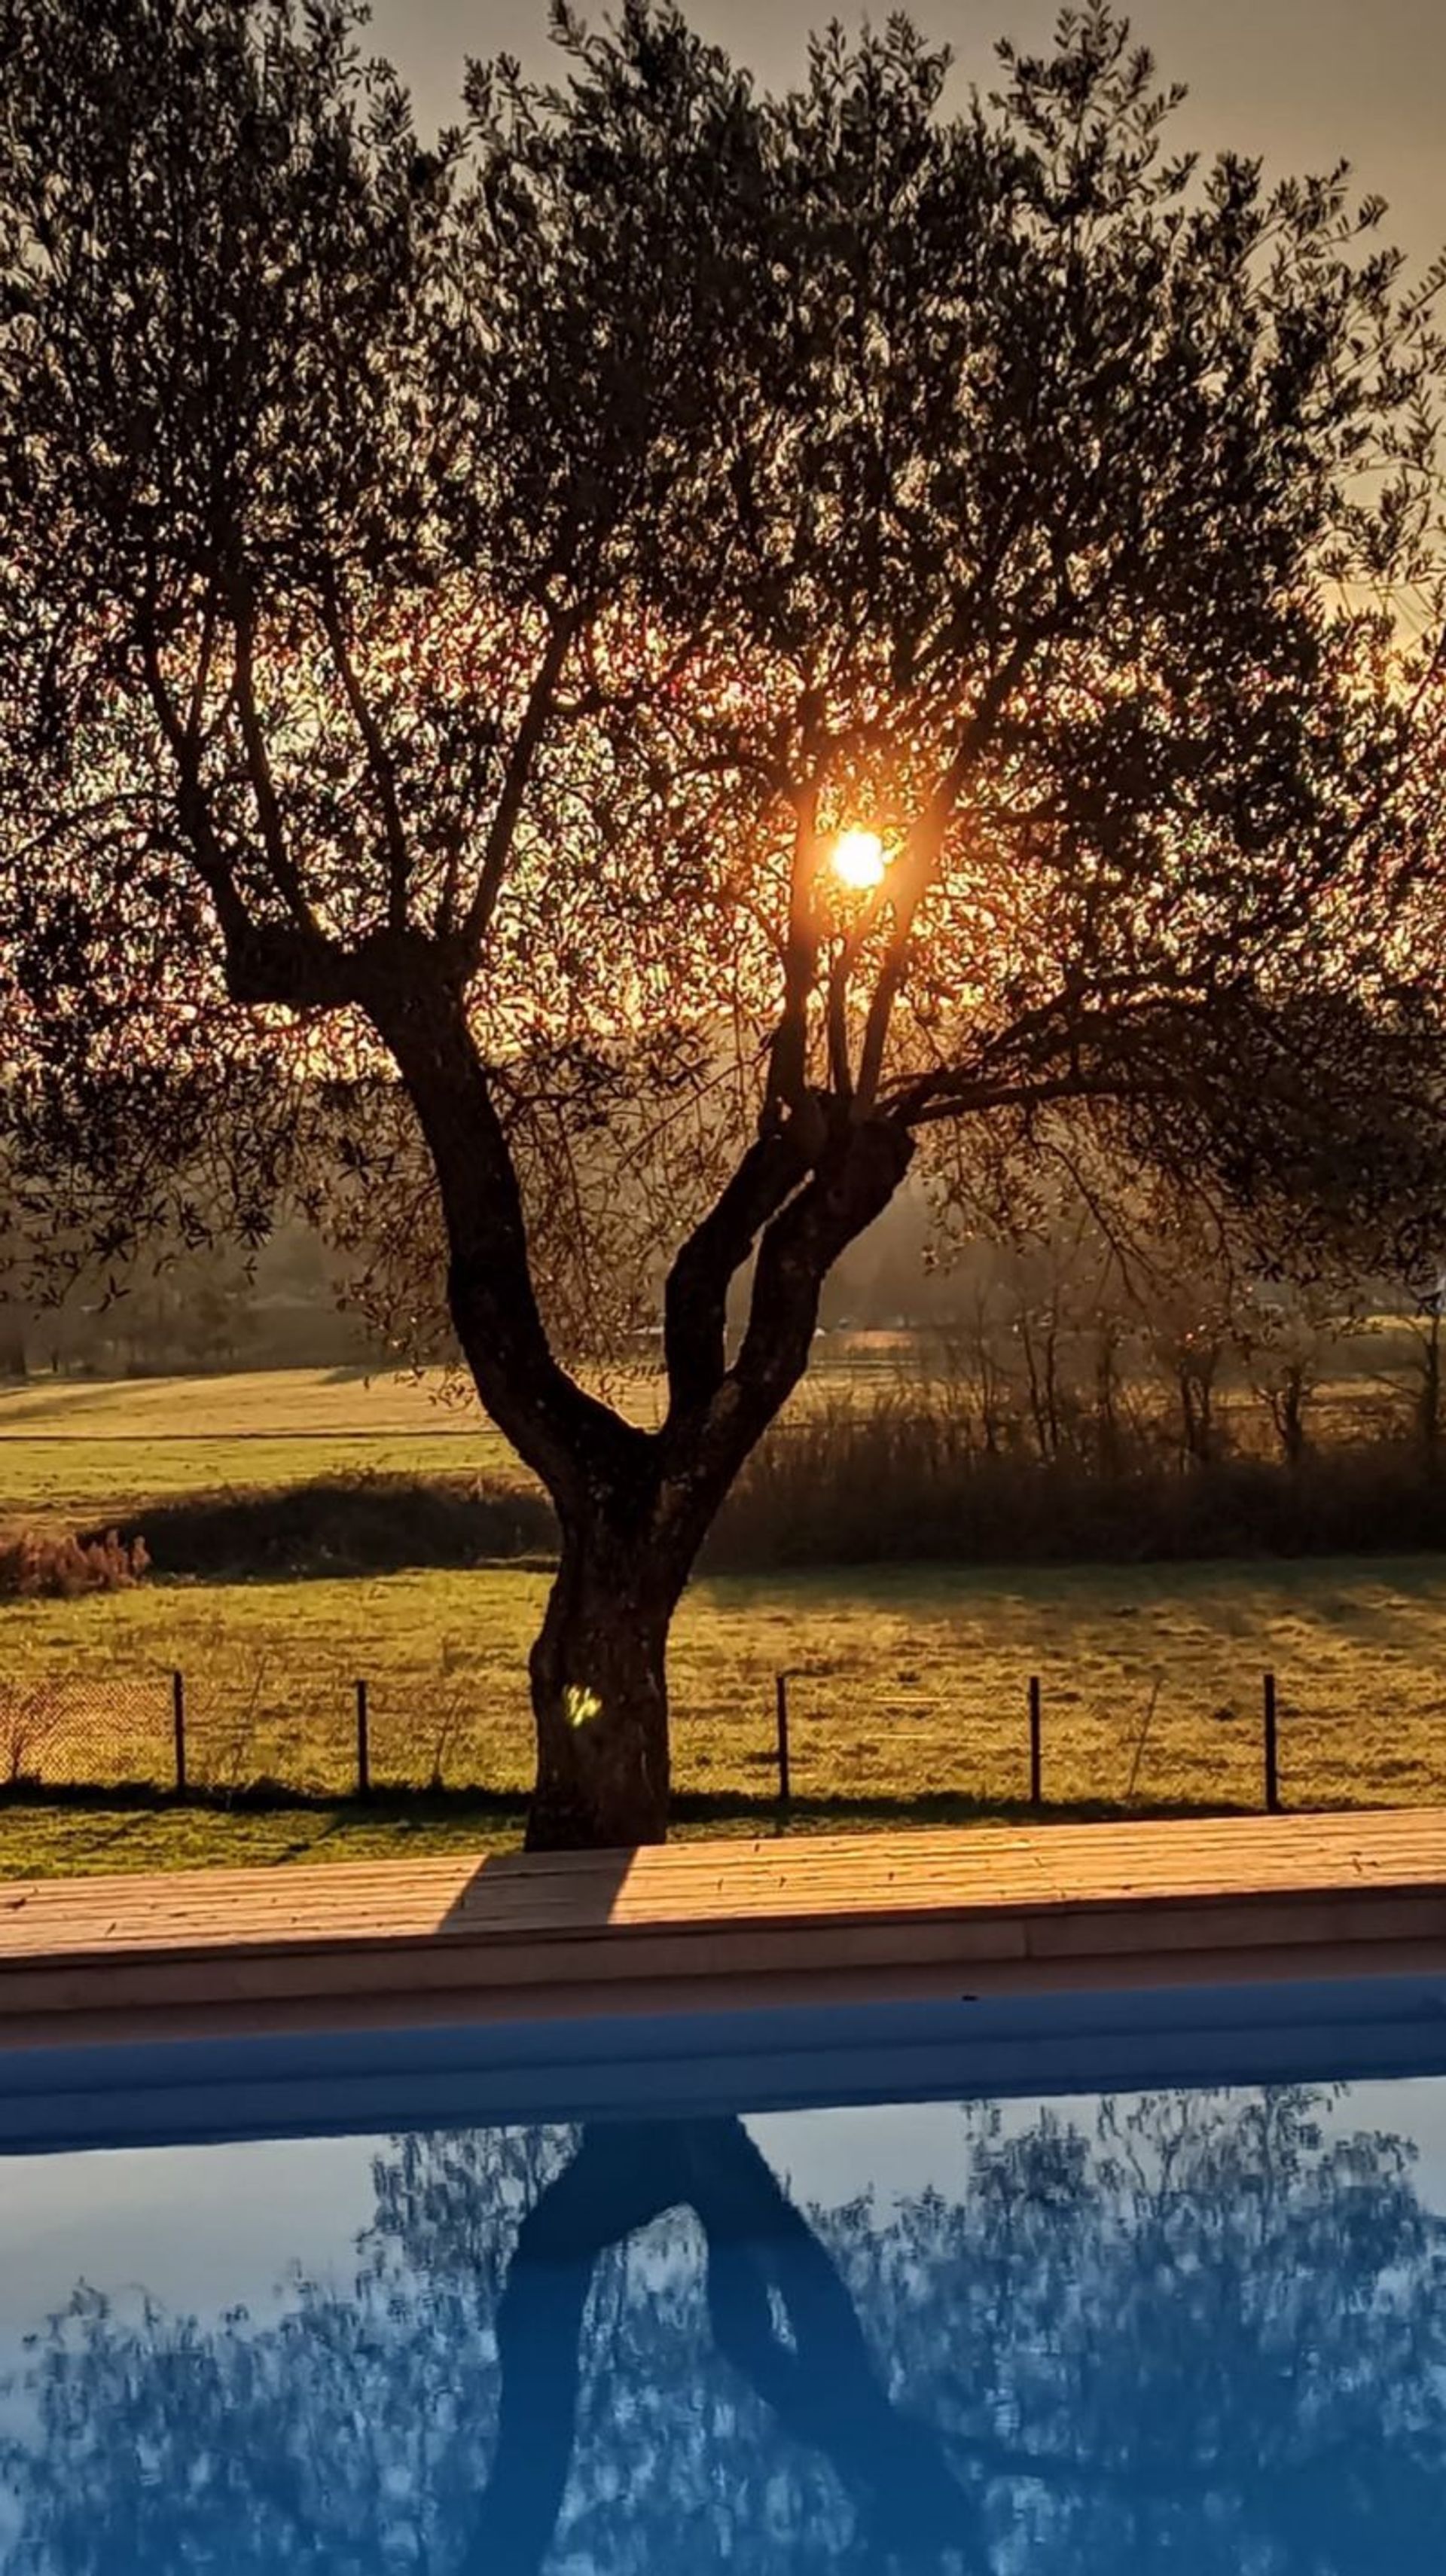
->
4, 1366, 1446, 1881
0, 1366, 529, 1521
0, 1359, 859, 1520
0, 1344, 1417, 1525
2, 1552, 1444, 1876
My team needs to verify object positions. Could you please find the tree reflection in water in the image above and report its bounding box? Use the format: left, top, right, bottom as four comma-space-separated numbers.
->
2, 2086, 1444, 2575
462, 2117, 981, 2574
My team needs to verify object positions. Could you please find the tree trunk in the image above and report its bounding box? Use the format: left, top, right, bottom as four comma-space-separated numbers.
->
526, 1512, 679, 1848
1419, 1310, 1441, 1466
1271, 1368, 1309, 1467
1094, 1326, 1122, 1474
368, 976, 913, 1849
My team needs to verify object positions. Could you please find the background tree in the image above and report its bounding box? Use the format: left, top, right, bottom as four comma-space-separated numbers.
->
4, 0, 1446, 1842
1397, 1273, 1446, 1464
1234, 1280, 1345, 1466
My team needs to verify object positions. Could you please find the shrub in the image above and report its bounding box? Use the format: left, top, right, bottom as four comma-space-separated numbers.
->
0, 1528, 150, 1598
703, 1395, 1446, 1569
87, 1473, 556, 1582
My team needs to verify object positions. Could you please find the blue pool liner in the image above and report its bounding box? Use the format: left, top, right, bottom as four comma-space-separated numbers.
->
2, 1972, 1445, 2153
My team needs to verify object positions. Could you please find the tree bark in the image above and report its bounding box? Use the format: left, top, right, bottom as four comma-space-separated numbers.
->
526, 1508, 679, 1848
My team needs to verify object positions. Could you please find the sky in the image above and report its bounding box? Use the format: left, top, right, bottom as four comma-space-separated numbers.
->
367, 0, 1446, 279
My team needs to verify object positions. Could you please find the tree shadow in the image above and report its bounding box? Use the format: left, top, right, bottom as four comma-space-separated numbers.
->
436, 1839, 638, 1934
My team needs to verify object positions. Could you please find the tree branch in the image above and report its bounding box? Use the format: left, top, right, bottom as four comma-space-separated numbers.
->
843, 636, 1039, 1115
654, 1118, 912, 1554
227, 581, 318, 933
460, 614, 577, 952
364, 965, 647, 1510
895, 1068, 1170, 1126
661, 1125, 810, 1421
316, 571, 411, 932
882, 989, 1225, 1127
138, 625, 255, 960
762, 784, 823, 1125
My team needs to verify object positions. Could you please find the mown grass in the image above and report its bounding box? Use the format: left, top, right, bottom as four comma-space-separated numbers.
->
0, 1366, 530, 1523
0, 1790, 529, 1878
0, 1354, 941, 1525
2, 1555, 1445, 1830
4, 1358, 1436, 1566
0, 1366, 487, 1441
5, 1367, 1446, 1880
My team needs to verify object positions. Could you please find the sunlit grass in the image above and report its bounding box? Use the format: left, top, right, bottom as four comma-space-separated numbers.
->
0, 1351, 1416, 1531
4, 1366, 1446, 1880
0, 1361, 878, 1523
0, 1555, 1443, 1879
0, 1367, 529, 1521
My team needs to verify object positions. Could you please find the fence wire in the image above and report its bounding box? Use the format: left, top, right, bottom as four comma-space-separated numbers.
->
0, 1659, 1436, 1814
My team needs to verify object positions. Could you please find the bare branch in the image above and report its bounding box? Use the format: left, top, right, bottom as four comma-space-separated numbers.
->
316, 571, 411, 932
460, 614, 577, 952
137, 624, 253, 956
762, 783, 822, 1124
227, 579, 318, 934
814, 633, 1044, 1120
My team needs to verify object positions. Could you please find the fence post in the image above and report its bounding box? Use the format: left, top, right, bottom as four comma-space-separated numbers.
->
172, 1669, 187, 1796
775, 1671, 792, 1805
1263, 1670, 1280, 1814
355, 1677, 371, 1800
1028, 1675, 1042, 1810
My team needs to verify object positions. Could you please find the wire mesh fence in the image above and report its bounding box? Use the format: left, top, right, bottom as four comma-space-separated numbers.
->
0, 1656, 1439, 1817
0, 1664, 539, 1801
0, 1668, 174, 1790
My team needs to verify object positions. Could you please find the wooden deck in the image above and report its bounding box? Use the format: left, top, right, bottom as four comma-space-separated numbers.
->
2, 1809, 1444, 2046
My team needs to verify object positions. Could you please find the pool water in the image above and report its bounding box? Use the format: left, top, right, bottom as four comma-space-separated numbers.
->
2, 1984, 1444, 2571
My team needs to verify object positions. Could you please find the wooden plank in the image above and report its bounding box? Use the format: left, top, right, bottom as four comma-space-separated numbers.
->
0, 1808, 1442, 2047
0, 1824, 1442, 1947
5, 1812, 1446, 1927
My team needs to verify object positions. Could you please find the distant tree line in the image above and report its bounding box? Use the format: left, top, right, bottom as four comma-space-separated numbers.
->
0, 1216, 380, 1380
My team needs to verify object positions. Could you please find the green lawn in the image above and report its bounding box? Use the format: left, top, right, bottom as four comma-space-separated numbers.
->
0, 1366, 532, 1521
0, 1796, 530, 1879
0, 1358, 882, 1521
2, 1555, 1444, 1867
4, 1367, 1445, 1880
0, 1351, 1409, 1531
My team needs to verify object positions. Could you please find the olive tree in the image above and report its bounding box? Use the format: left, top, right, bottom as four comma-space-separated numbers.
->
3, 0, 1445, 1842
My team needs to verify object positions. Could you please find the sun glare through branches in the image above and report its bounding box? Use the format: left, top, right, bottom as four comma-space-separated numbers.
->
829, 829, 887, 892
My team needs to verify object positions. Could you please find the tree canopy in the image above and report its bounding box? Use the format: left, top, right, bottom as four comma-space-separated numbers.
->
3, 0, 1446, 1839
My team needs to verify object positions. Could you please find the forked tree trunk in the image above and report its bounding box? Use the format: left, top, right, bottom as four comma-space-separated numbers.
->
365, 973, 911, 1851
526, 1511, 682, 1848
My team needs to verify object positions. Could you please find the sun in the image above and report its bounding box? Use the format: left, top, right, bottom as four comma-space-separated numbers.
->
830, 828, 887, 891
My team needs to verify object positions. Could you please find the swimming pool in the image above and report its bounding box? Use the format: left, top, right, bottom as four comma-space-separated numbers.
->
2, 1977, 1444, 2571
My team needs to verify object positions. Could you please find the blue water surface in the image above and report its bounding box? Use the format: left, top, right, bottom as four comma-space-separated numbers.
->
2, 1986, 1444, 2572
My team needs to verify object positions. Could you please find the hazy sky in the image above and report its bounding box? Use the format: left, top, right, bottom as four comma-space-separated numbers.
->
368, 1, 1445, 275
